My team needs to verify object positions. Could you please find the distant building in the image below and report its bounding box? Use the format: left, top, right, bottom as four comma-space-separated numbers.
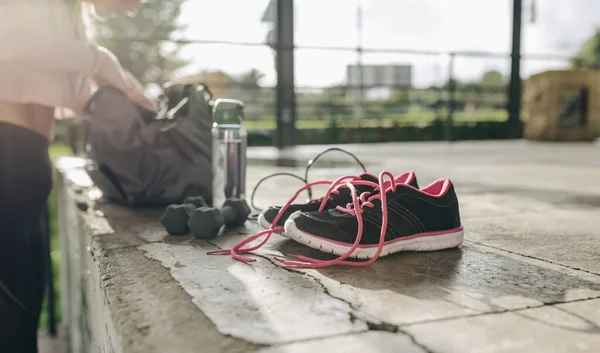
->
346, 64, 413, 100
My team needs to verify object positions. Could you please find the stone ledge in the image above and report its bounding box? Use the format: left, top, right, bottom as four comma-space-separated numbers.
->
55, 157, 259, 353
55, 143, 600, 353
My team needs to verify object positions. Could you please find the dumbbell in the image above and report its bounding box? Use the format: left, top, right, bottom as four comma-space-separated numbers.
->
160, 196, 208, 235
188, 198, 251, 239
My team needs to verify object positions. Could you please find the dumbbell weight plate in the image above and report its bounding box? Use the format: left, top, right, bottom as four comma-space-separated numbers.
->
160, 203, 196, 235
188, 207, 224, 239
222, 198, 251, 227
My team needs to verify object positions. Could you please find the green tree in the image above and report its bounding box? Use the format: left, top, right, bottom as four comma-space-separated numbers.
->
480, 70, 504, 86
571, 29, 600, 69
94, 0, 189, 85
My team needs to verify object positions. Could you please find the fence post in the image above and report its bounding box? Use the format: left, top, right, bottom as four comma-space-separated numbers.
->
274, 0, 297, 149
508, 0, 523, 138
445, 52, 456, 142
355, 1, 365, 123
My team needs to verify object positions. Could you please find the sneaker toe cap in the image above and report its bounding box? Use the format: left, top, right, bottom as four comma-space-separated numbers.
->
260, 206, 282, 224
286, 211, 354, 244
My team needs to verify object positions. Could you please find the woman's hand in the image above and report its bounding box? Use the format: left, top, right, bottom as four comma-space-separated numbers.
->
121, 71, 157, 112
95, 69, 157, 112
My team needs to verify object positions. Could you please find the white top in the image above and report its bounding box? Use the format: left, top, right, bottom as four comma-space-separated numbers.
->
0, 0, 119, 112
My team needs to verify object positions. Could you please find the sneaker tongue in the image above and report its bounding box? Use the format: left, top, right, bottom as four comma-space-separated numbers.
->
359, 173, 378, 182
326, 173, 377, 206
354, 173, 379, 194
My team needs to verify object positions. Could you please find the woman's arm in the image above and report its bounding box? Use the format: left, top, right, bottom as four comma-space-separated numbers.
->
2, 37, 117, 83
1, 28, 122, 89
0, 2, 113, 79
0, 7, 155, 111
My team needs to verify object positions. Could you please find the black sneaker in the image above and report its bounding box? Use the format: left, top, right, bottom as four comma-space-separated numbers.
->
283, 177, 463, 261
258, 171, 419, 233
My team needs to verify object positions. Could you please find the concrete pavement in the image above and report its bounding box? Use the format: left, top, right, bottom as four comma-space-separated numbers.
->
56, 141, 600, 353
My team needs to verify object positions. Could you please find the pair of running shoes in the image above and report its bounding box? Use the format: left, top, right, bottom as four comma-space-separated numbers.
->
209, 171, 463, 268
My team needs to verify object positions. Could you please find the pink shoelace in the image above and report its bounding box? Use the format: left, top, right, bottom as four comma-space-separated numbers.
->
208, 171, 396, 268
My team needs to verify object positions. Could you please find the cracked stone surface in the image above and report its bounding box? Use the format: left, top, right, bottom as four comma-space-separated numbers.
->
94, 246, 257, 353
56, 141, 600, 353
140, 232, 600, 344
292, 243, 600, 326
403, 298, 600, 353
253, 331, 428, 353
140, 242, 367, 345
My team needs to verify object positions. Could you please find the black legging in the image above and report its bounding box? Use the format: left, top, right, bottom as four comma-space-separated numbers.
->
0, 122, 52, 353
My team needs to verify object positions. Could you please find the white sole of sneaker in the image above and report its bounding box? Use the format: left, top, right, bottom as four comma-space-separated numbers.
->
258, 214, 288, 236
284, 220, 464, 259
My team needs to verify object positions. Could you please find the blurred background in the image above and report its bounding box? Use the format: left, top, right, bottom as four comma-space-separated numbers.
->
55, 0, 600, 148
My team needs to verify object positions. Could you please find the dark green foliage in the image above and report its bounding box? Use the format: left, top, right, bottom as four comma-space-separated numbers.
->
571, 29, 600, 69
246, 122, 521, 146
95, 0, 188, 85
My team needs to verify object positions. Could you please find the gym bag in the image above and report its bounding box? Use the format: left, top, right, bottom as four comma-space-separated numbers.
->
84, 84, 214, 207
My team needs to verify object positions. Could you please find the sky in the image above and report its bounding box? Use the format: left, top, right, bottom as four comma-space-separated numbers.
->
173, 0, 600, 88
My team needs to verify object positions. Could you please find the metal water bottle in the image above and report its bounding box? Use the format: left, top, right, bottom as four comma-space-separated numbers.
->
211, 99, 247, 208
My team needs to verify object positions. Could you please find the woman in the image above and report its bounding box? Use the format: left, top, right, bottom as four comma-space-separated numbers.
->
0, 0, 155, 351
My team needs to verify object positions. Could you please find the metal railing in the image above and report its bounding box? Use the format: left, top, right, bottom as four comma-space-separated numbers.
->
97, 31, 573, 141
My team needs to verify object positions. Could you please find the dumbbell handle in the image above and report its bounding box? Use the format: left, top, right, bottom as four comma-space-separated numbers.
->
220, 205, 239, 225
